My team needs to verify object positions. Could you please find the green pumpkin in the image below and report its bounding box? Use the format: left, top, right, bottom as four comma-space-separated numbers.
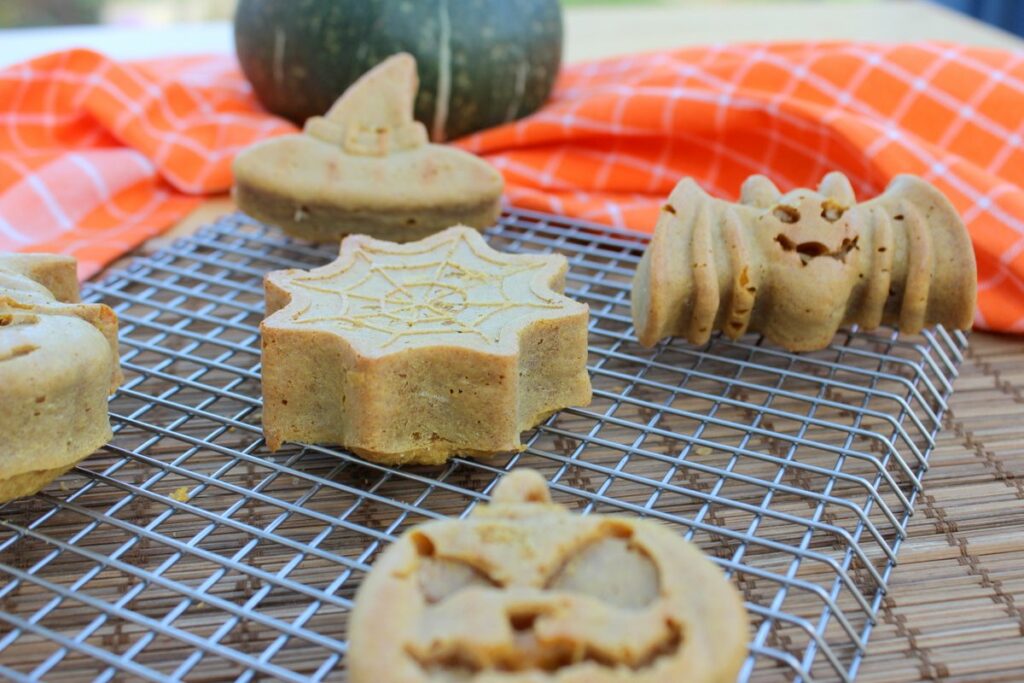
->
234, 0, 563, 141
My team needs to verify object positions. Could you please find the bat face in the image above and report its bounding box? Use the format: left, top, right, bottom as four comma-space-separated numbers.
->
748, 186, 866, 348
632, 172, 976, 351
759, 188, 861, 267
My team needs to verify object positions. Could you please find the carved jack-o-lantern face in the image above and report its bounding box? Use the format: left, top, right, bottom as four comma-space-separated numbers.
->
347, 470, 748, 683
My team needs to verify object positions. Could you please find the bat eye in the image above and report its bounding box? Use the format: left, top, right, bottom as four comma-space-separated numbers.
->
546, 527, 660, 608
772, 205, 800, 223
821, 199, 846, 222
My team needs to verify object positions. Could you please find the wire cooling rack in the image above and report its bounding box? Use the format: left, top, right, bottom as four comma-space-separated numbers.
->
0, 210, 965, 682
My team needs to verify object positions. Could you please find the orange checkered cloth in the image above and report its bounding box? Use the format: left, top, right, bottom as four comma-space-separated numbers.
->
1, 44, 1022, 331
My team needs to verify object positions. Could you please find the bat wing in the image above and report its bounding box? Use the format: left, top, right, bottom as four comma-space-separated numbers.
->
858, 175, 976, 332
631, 179, 747, 347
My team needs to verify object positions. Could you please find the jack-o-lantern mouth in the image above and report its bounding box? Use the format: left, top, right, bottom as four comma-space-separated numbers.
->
404, 530, 685, 674
406, 614, 683, 674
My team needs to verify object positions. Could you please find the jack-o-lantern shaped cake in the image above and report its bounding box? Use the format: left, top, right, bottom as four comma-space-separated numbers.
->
0, 253, 121, 502
348, 470, 749, 682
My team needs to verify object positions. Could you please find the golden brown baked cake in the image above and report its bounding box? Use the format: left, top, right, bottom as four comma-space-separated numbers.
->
632, 172, 977, 352
233, 53, 504, 243
261, 226, 591, 463
0, 254, 122, 503
348, 469, 749, 683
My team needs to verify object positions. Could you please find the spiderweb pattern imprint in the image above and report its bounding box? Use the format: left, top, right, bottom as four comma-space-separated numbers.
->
279, 230, 570, 349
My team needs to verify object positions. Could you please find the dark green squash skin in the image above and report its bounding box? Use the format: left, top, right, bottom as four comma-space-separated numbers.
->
234, 0, 563, 141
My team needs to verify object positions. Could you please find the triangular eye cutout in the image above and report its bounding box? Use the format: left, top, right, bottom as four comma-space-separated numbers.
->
303, 52, 428, 156
546, 534, 660, 609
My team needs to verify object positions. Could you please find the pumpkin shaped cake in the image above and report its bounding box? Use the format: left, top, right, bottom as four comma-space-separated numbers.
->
0, 253, 122, 502
348, 469, 749, 683
632, 173, 976, 352
233, 52, 504, 243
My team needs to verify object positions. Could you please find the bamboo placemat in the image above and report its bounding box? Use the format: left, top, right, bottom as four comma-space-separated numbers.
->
857, 330, 1024, 683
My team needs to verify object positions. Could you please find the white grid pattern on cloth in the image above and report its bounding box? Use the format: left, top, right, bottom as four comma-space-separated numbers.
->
0, 50, 291, 279
0, 150, 157, 250
0, 53, 286, 191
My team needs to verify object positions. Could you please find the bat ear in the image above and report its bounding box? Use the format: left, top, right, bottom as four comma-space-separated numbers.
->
740, 175, 781, 208
818, 172, 856, 206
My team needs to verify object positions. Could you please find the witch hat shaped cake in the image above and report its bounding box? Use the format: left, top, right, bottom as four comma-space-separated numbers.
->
233, 53, 504, 243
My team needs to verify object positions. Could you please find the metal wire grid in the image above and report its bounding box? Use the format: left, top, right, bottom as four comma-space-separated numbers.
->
0, 209, 965, 682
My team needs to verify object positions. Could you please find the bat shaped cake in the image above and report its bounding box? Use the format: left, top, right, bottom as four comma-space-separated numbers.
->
631, 172, 977, 352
